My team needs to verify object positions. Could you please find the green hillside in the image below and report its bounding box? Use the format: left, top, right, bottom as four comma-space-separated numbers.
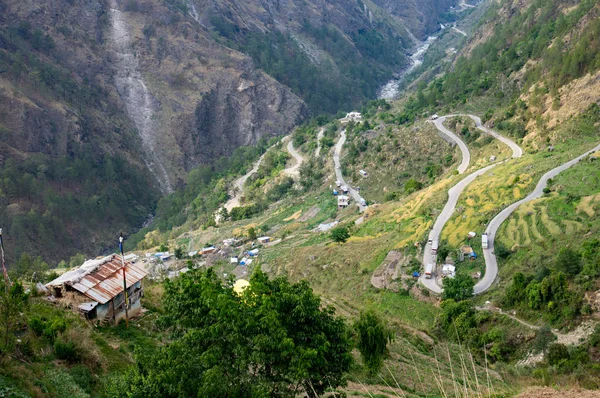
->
3, 0, 600, 397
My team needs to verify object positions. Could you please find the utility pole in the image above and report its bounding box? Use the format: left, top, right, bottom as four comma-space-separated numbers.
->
0, 228, 11, 288
119, 233, 129, 329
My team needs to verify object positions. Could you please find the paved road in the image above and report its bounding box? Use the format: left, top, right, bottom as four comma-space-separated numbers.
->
283, 138, 304, 178
432, 116, 470, 174
461, 114, 523, 158
475, 142, 600, 293
315, 127, 325, 157
420, 114, 522, 293
421, 164, 498, 293
334, 130, 367, 212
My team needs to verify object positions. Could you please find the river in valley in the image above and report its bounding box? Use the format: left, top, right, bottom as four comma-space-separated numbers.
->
378, 34, 438, 100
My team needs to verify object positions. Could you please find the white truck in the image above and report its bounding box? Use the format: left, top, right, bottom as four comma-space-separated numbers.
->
431, 239, 439, 255
482, 233, 489, 249
425, 263, 434, 279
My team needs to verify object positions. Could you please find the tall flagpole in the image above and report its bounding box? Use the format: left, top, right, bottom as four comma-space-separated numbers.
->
0, 228, 11, 289
119, 233, 129, 329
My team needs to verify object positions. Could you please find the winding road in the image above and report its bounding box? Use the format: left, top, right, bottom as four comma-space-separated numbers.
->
334, 130, 367, 212
432, 116, 471, 174
283, 137, 304, 178
315, 127, 325, 158
421, 115, 522, 293
222, 151, 269, 213
475, 141, 600, 293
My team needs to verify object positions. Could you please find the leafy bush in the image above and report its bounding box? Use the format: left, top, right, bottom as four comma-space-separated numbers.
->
44, 370, 89, 398
353, 310, 394, 375
54, 339, 80, 363
330, 226, 350, 243
43, 318, 67, 341
442, 274, 474, 301
28, 317, 45, 336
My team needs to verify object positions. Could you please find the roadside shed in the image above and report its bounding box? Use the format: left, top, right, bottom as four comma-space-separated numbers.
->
46, 254, 146, 325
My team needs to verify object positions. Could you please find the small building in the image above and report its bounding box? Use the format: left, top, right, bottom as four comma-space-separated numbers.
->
188, 251, 198, 257
359, 170, 368, 177
230, 257, 238, 264
223, 238, 240, 247
333, 189, 338, 196
341, 185, 349, 194
335, 180, 341, 187
489, 156, 496, 162
338, 195, 350, 208
442, 264, 456, 278
345, 112, 362, 122
46, 254, 146, 325
257, 236, 271, 244
430, 114, 439, 120
201, 246, 217, 255
248, 249, 259, 257
124, 253, 139, 263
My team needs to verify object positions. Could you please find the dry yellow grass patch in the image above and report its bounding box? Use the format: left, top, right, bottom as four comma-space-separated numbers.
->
562, 220, 582, 235
347, 235, 378, 243
540, 207, 561, 235
233, 223, 258, 237
283, 210, 302, 221
577, 193, 600, 217
518, 217, 532, 246
513, 186, 521, 199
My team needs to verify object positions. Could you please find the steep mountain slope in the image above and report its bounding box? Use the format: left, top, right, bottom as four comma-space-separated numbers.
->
0, 0, 461, 263
200, 0, 458, 112
0, 0, 307, 262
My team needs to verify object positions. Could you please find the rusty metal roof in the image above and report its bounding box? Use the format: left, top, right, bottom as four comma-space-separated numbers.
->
47, 254, 147, 304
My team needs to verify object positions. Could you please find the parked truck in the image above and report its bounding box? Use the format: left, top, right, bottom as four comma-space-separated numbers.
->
425, 263, 434, 279
431, 239, 439, 255
482, 233, 489, 249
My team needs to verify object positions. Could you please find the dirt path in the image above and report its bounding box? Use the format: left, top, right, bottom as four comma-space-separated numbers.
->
282, 137, 304, 178
222, 151, 268, 213
452, 26, 467, 37
315, 127, 325, 157
478, 304, 597, 345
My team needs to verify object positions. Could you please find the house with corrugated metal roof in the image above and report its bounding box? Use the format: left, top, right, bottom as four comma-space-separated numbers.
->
46, 254, 147, 325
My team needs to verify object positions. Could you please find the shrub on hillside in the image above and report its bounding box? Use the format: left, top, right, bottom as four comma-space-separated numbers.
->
330, 226, 350, 243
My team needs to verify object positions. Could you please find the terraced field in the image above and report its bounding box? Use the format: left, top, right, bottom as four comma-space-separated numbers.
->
497, 160, 600, 250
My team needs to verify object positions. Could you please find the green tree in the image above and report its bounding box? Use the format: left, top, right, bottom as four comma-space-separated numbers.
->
354, 310, 394, 374
68, 253, 85, 268
330, 226, 350, 243
555, 247, 582, 277
404, 178, 423, 194
0, 281, 29, 353
442, 274, 474, 301
114, 269, 352, 397
174, 247, 184, 259
247, 227, 257, 240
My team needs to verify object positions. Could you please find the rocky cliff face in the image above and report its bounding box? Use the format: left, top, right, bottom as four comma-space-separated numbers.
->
0, 0, 454, 261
